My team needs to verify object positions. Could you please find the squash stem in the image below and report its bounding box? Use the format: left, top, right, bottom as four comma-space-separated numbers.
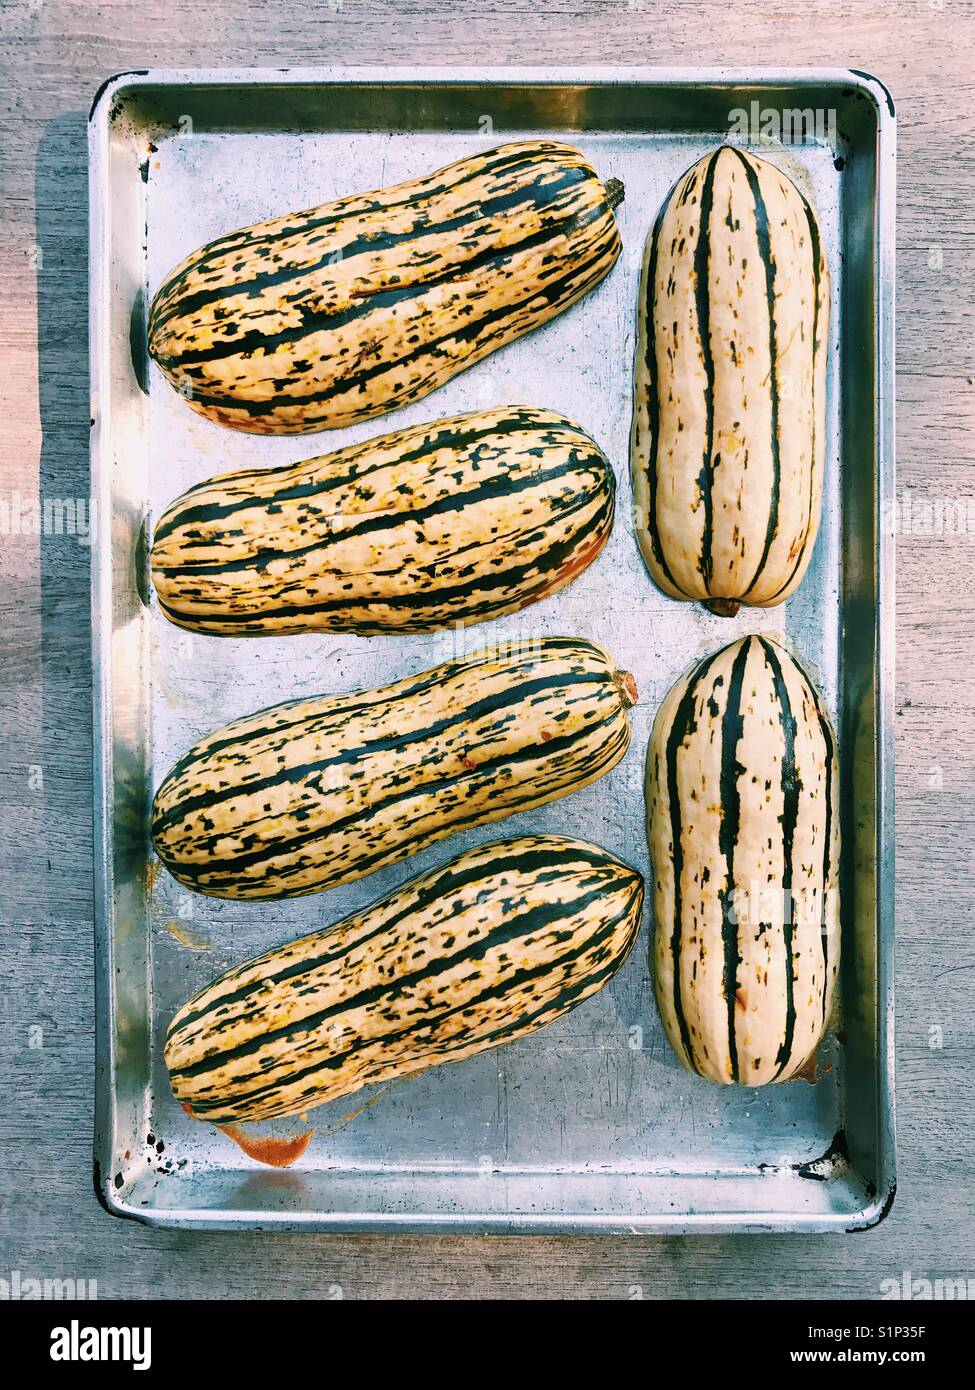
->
702, 598, 741, 618
604, 177, 625, 211
613, 669, 638, 708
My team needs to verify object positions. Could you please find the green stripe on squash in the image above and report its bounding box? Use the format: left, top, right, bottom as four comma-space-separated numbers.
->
165, 834, 644, 1124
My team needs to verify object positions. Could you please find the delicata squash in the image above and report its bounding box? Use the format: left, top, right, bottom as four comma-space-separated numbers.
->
165, 834, 644, 1124
152, 637, 637, 900
148, 141, 624, 434
150, 406, 615, 636
647, 635, 840, 1085
632, 147, 830, 614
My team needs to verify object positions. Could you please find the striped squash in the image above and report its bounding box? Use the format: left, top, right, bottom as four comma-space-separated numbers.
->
165, 834, 644, 1124
148, 141, 623, 434
631, 146, 830, 615
152, 637, 637, 900
647, 634, 840, 1085
150, 406, 615, 636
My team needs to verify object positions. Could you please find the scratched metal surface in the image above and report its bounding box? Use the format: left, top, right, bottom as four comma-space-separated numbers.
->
89, 68, 893, 1232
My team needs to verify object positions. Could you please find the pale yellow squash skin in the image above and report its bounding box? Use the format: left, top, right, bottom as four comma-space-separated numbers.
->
149, 406, 615, 636
165, 835, 644, 1124
632, 147, 830, 614
152, 637, 637, 900
148, 142, 623, 435
647, 635, 840, 1085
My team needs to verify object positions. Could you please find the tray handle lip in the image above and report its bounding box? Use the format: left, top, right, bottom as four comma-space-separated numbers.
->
845, 1180, 898, 1234
89, 70, 129, 1223
870, 54, 898, 1205
81, 1200, 903, 1236
844, 67, 897, 122
92, 1158, 153, 1227
88, 68, 152, 125
85, 63, 900, 107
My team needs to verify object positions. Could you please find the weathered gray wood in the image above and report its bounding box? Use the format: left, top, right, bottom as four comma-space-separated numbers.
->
1, 0, 973, 1298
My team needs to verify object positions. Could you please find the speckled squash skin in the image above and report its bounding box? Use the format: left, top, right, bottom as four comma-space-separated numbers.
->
152, 637, 637, 900
150, 406, 615, 636
647, 635, 840, 1085
631, 147, 830, 614
165, 834, 645, 1124
148, 142, 623, 434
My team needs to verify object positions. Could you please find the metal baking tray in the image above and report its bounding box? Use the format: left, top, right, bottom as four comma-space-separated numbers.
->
90, 67, 895, 1233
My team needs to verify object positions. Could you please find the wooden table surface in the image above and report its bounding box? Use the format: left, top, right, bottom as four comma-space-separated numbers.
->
1, 1, 972, 1299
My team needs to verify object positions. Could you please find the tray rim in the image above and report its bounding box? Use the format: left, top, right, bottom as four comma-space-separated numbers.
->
89, 64, 895, 1235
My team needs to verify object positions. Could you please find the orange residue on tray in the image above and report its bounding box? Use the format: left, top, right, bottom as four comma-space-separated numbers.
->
792, 1052, 819, 1084
164, 920, 212, 952
179, 1102, 313, 1169
218, 1124, 314, 1169
144, 858, 163, 894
